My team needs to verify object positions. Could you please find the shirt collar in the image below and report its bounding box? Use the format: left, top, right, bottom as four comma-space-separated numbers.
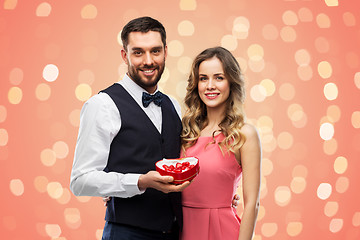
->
119, 74, 160, 105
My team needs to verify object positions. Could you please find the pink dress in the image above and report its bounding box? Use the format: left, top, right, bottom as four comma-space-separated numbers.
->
181, 134, 242, 240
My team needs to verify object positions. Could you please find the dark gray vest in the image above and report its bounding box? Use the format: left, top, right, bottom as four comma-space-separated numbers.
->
100, 84, 182, 232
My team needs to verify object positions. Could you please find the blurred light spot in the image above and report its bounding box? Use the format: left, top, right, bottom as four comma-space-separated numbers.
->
0, 128, 8, 146
250, 85, 267, 102
327, 105, 341, 122
247, 44, 264, 61
259, 79, 275, 97
34, 176, 49, 193
323, 83, 338, 101
178, 20, 195, 36
257, 115, 273, 133
10, 179, 24, 196
75, 83, 92, 102
81, 4, 97, 19
35, 83, 51, 101
334, 156, 347, 174
324, 201, 339, 217
0, 105, 6, 123
96, 229, 104, 240
78, 69, 95, 85
315, 37, 330, 53
176, 80, 187, 99
177, 56, 192, 75
262, 158, 273, 176
64, 208, 81, 229
277, 132, 293, 150
320, 122, 334, 140
343, 12, 356, 26
44, 43, 60, 60
248, 58, 265, 72
9, 67, 23, 85
179, 0, 196, 10
345, 52, 359, 68
159, 67, 169, 83
329, 218, 343, 233
47, 181, 63, 199
237, 57, 248, 72
279, 83, 295, 101
295, 49, 311, 66
118, 63, 128, 77
261, 223, 278, 237
232, 17, 250, 39
117, 30, 122, 46
355, 72, 360, 89
8, 86, 22, 104
2, 215, 16, 230
292, 165, 308, 178
221, 34, 237, 51
316, 13, 331, 28
3, 0, 17, 9
76, 196, 91, 202
262, 24, 278, 40
298, 7, 313, 22
275, 186, 291, 206
323, 138, 337, 155
318, 61, 332, 78
257, 205, 265, 221
290, 177, 306, 194
261, 134, 277, 153
317, 183, 332, 200
280, 26, 296, 42
282, 10, 298, 25
287, 104, 307, 128
297, 65, 313, 81
40, 148, 56, 167
52, 141, 69, 159
45, 224, 61, 238
352, 111, 360, 128
36, 2, 51, 17
287, 222, 302, 236
82, 45, 98, 62
69, 109, 80, 127
57, 188, 71, 205
43, 64, 59, 82
168, 40, 184, 57
353, 212, 360, 227
335, 176, 349, 193
325, 0, 339, 7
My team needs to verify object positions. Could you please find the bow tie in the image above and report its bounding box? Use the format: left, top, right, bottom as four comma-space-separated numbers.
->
142, 91, 163, 107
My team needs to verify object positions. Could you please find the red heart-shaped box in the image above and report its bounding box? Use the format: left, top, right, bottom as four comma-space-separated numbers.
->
155, 157, 200, 184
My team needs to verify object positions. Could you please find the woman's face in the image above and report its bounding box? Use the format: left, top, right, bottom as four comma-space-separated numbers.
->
197, 57, 230, 111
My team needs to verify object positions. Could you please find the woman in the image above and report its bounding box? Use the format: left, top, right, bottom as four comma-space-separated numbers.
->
180, 47, 261, 240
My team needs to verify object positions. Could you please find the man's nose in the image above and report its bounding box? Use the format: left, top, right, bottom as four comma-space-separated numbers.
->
143, 52, 154, 66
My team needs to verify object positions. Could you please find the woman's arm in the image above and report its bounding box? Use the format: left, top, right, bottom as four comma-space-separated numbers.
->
236, 123, 262, 240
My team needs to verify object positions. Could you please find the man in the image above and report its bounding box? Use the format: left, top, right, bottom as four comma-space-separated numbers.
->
70, 16, 189, 240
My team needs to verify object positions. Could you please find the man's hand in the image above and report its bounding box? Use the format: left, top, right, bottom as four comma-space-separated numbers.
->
232, 194, 241, 208
138, 171, 190, 193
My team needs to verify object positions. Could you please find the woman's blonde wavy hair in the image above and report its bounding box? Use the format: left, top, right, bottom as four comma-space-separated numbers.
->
181, 47, 246, 155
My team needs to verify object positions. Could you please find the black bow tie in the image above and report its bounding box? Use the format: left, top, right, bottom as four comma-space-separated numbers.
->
142, 91, 163, 107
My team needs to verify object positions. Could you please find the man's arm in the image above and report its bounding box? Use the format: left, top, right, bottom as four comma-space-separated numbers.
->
70, 93, 143, 198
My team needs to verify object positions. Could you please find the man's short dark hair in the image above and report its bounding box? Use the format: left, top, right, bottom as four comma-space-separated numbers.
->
121, 16, 166, 50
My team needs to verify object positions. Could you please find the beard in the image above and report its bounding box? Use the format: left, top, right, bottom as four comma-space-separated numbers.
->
127, 60, 165, 91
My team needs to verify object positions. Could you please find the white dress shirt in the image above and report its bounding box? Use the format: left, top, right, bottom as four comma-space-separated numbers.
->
70, 74, 181, 198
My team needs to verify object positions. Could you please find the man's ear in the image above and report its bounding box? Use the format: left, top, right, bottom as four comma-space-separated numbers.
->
121, 48, 128, 65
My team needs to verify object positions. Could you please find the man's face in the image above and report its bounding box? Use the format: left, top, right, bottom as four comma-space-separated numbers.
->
121, 31, 167, 93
